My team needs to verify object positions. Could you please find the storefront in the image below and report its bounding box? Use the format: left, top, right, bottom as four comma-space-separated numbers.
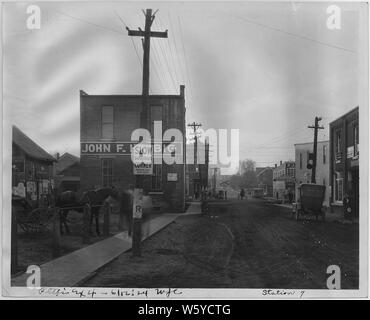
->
330, 107, 359, 218
12, 126, 56, 207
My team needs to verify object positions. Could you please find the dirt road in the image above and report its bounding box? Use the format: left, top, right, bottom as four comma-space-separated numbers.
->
83, 199, 359, 289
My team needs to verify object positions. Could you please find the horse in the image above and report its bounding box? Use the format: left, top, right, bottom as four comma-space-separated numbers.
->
55, 190, 84, 234
82, 187, 120, 235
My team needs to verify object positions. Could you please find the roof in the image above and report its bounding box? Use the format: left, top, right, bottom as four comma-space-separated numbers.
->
13, 126, 56, 163
56, 152, 79, 171
330, 106, 359, 125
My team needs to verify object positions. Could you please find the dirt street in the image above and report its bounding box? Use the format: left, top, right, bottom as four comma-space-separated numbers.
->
83, 199, 359, 289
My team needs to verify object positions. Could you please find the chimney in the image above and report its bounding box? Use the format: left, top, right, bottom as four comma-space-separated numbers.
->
275, 164, 277, 168
280, 160, 282, 165
180, 85, 185, 97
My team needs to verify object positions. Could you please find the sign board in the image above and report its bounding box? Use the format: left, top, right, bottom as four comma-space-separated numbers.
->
347, 146, 354, 159
132, 143, 153, 175
81, 141, 183, 156
133, 163, 153, 175
81, 142, 132, 155
133, 188, 144, 219
167, 173, 178, 181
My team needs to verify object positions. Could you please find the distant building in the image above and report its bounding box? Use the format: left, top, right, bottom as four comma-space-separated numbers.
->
54, 152, 81, 192
329, 107, 359, 218
272, 161, 295, 201
256, 167, 273, 197
294, 141, 330, 207
80, 86, 186, 212
185, 140, 209, 199
12, 126, 56, 207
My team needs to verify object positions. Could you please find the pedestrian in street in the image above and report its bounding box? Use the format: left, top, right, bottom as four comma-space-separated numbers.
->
240, 188, 245, 200
120, 184, 134, 236
343, 191, 353, 221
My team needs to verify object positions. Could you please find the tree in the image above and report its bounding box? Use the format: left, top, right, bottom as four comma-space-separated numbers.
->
231, 159, 258, 189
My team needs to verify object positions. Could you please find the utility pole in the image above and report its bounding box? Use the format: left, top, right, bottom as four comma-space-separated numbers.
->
308, 116, 324, 184
188, 122, 202, 196
127, 9, 167, 257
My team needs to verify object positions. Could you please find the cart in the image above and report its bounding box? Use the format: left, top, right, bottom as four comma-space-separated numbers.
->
292, 184, 326, 221
12, 196, 54, 233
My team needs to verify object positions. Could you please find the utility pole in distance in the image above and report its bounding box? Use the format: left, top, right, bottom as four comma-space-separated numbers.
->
127, 9, 167, 257
188, 122, 202, 196
308, 116, 324, 184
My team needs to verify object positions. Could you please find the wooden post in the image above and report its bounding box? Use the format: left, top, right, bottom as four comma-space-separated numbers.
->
11, 206, 18, 274
103, 202, 111, 236
83, 204, 90, 244
52, 208, 61, 258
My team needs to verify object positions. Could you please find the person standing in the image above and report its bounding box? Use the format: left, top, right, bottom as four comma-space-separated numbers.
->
120, 185, 134, 236
240, 188, 245, 200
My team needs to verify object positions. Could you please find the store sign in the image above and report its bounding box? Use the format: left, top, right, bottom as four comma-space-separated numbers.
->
133, 188, 144, 219
81, 142, 132, 155
167, 173, 178, 181
347, 146, 354, 159
81, 142, 182, 156
132, 143, 153, 175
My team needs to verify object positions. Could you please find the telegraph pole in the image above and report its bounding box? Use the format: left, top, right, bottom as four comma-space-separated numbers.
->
308, 116, 324, 184
127, 9, 167, 256
188, 122, 202, 196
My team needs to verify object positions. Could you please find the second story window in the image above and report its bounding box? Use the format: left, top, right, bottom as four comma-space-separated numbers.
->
323, 145, 327, 164
102, 106, 114, 139
299, 153, 302, 169
335, 129, 341, 154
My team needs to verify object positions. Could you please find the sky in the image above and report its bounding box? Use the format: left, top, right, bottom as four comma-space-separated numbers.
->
3, 1, 365, 170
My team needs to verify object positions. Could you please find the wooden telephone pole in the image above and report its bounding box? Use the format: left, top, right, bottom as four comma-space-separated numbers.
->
308, 116, 324, 184
188, 122, 202, 196
127, 9, 167, 256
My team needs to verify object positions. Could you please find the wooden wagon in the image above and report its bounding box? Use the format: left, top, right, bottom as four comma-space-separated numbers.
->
292, 184, 326, 221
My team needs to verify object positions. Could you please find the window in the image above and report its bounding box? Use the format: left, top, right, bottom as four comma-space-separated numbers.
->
151, 164, 162, 191
102, 106, 114, 139
101, 158, 113, 187
354, 124, 359, 155
334, 173, 343, 202
323, 145, 327, 164
335, 130, 341, 154
299, 153, 302, 169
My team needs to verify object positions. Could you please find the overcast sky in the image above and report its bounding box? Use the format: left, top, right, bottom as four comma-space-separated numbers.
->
3, 1, 364, 169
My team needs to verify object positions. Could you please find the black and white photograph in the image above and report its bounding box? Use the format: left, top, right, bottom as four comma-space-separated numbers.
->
1, 0, 369, 299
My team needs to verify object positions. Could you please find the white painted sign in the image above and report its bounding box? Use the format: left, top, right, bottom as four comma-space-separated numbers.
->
133, 188, 144, 219
347, 146, 354, 159
167, 173, 178, 181
132, 143, 153, 175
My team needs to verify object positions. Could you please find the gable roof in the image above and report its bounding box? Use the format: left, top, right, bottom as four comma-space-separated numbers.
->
13, 126, 56, 163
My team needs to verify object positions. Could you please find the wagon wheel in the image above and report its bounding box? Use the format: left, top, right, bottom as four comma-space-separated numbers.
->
24, 208, 53, 233
295, 209, 301, 221
321, 209, 326, 222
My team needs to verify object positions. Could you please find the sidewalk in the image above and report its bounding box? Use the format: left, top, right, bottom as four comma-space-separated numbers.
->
12, 203, 201, 287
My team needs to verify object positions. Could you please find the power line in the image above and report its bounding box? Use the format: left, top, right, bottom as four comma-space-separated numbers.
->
153, 19, 178, 92
57, 11, 123, 35
177, 15, 197, 108
227, 13, 357, 54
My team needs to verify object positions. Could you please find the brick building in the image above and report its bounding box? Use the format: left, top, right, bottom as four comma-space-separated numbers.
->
330, 107, 359, 218
272, 161, 295, 201
294, 141, 330, 207
80, 86, 186, 212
